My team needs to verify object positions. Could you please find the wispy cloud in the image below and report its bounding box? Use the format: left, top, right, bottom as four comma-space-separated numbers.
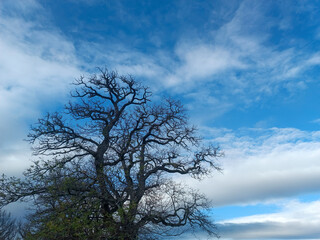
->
311, 118, 320, 124
165, 43, 245, 87
166, 0, 318, 98
80, 0, 320, 120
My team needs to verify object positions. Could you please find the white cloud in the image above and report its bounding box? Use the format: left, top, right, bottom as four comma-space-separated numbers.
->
76, 41, 171, 89
160, 0, 319, 106
219, 199, 320, 239
184, 128, 320, 206
166, 44, 245, 86
0, 141, 31, 176
0, 1, 81, 175
311, 118, 320, 124
62, 0, 320, 122
0, 0, 41, 17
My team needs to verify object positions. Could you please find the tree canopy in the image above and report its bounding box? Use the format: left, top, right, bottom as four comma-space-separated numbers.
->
0, 69, 222, 239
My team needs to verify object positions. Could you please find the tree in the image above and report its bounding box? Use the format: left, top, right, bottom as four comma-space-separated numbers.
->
0, 69, 221, 239
0, 210, 17, 240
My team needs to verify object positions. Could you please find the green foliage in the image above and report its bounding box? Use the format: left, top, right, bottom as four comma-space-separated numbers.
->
1, 70, 221, 239
24, 198, 104, 239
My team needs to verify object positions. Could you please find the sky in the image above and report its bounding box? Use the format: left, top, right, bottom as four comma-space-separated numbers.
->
1, 0, 320, 239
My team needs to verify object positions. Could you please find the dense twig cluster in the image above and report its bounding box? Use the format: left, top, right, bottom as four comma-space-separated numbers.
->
0, 69, 221, 239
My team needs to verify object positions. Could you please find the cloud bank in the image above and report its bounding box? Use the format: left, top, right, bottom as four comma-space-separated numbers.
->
219, 199, 320, 239
179, 127, 320, 239
186, 128, 320, 206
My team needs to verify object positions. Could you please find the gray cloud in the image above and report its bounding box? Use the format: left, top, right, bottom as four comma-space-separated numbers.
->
217, 199, 320, 239
183, 128, 320, 206
219, 222, 320, 239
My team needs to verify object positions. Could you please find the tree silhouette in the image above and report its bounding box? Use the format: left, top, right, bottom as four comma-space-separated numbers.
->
1, 69, 221, 239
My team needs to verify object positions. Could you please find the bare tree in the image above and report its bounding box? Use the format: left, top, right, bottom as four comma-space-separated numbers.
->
0, 210, 17, 240
0, 69, 221, 239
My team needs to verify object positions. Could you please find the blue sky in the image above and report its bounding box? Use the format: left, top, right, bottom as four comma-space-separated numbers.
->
1, 0, 320, 239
